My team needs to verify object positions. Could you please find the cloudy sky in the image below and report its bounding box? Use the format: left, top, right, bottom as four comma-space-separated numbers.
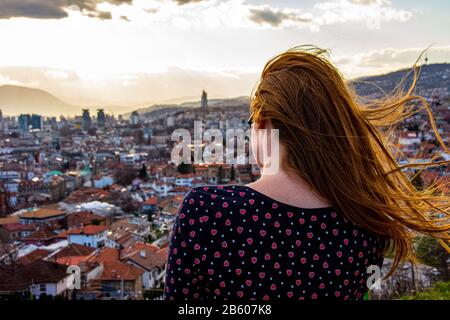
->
0, 0, 449, 107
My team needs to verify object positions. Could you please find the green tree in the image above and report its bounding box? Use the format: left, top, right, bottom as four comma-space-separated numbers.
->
139, 163, 148, 179
177, 162, 193, 174
415, 236, 450, 280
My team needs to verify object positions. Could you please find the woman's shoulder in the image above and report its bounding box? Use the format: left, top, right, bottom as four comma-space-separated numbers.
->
175, 185, 247, 237
179, 184, 250, 214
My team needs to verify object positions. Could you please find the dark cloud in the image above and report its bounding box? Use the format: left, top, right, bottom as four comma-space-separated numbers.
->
173, 0, 207, 5
0, 1, 68, 19
86, 10, 112, 20
249, 7, 312, 27
0, 0, 133, 20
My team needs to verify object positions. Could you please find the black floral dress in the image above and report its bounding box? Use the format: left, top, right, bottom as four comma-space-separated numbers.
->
165, 185, 385, 300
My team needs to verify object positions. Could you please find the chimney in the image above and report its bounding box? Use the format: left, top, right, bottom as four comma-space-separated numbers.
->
140, 249, 146, 258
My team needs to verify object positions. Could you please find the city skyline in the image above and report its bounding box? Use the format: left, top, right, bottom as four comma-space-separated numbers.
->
0, 0, 449, 108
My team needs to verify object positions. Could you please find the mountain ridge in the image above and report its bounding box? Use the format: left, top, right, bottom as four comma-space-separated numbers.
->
0, 85, 76, 117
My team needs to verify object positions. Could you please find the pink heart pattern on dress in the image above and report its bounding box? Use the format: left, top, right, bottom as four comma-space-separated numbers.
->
165, 185, 385, 301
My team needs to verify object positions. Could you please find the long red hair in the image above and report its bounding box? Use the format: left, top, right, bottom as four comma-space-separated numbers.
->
251, 46, 450, 276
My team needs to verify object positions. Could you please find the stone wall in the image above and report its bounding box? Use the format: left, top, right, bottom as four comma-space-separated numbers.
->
369, 258, 441, 300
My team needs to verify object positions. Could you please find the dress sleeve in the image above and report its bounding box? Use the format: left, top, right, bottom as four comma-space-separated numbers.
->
164, 190, 204, 300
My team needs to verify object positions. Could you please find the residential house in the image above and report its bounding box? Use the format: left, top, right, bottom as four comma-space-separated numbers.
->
0, 223, 35, 242
49, 243, 96, 266
88, 247, 120, 264
16, 249, 50, 265
120, 242, 167, 289
93, 175, 114, 189
105, 218, 150, 248
68, 225, 108, 248
141, 196, 158, 215
174, 173, 195, 187
23, 228, 57, 246
0, 260, 74, 299
0, 217, 21, 242
66, 211, 107, 229
159, 195, 183, 221
19, 207, 66, 226
99, 261, 144, 299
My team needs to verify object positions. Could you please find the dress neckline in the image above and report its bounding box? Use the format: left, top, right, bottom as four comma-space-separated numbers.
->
239, 185, 335, 212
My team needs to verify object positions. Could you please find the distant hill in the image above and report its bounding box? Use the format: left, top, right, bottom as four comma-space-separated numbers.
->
131, 64, 450, 118
0, 85, 77, 117
351, 63, 450, 98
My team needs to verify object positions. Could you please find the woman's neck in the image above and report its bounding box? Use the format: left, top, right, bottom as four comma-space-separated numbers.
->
246, 167, 332, 209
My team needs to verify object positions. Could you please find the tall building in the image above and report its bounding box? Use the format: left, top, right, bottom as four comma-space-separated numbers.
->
166, 116, 175, 127
50, 117, 57, 131
201, 90, 208, 111
130, 111, 139, 126
82, 109, 91, 131
18, 114, 31, 132
97, 108, 106, 128
31, 114, 43, 130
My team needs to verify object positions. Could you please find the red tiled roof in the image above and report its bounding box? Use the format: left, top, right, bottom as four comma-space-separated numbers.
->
143, 196, 157, 205
54, 230, 69, 239
67, 211, 106, 228
56, 256, 90, 266
0, 216, 20, 225
88, 248, 120, 263
68, 225, 107, 236
122, 248, 166, 271
24, 228, 56, 240
0, 260, 69, 292
17, 249, 50, 265
21, 208, 65, 220
171, 186, 191, 193
176, 173, 195, 178
156, 247, 169, 261
120, 242, 159, 257
55, 243, 96, 258
100, 261, 144, 281
115, 233, 139, 247
0, 223, 25, 232
62, 188, 112, 205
